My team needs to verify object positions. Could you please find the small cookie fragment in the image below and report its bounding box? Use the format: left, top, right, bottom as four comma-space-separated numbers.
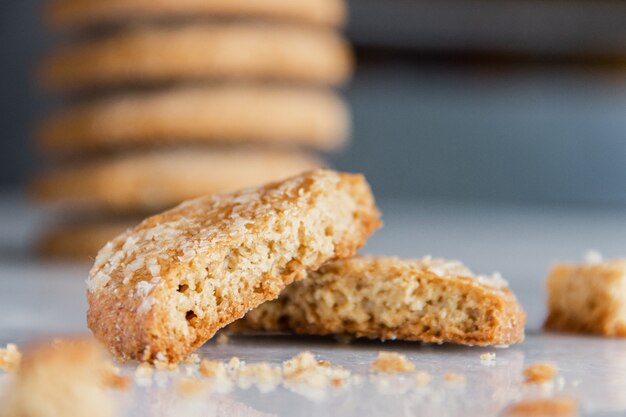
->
480, 352, 496, 364
236, 362, 282, 392
0, 343, 22, 372
87, 169, 380, 363
282, 352, 349, 388
135, 363, 153, 379
370, 352, 415, 373
102, 362, 131, 390
501, 397, 579, 417
524, 362, 558, 384
545, 257, 626, 336
199, 359, 227, 379
414, 371, 431, 386
238, 256, 526, 346
444, 372, 466, 383
176, 377, 207, 396
1, 338, 113, 417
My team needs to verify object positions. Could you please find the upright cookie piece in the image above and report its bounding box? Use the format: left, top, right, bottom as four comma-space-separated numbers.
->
38, 85, 349, 153
47, 0, 346, 30
38, 220, 138, 261
545, 255, 626, 336
31, 148, 322, 212
87, 169, 381, 362
40, 23, 352, 91
238, 256, 526, 346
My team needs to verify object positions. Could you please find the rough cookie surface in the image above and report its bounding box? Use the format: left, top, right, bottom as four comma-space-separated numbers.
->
545, 257, 626, 336
237, 256, 526, 345
87, 169, 381, 363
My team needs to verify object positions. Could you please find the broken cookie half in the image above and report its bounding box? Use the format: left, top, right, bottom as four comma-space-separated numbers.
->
87, 169, 381, 363
236, 255, 526, 346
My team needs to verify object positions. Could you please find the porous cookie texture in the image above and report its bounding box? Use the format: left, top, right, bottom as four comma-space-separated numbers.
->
237, 256, 526, 346
40, 23, 352, 91
545, 256, 626, 336
86, 169, 381, 363
46, 0, 346, 31
38, 220, 137, 260
38, 85, 349, 153
31, 147, 322, 212
1, 338, 112, 417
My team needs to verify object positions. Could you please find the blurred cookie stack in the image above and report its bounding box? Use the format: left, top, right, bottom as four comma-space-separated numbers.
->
33, 0, 352, 260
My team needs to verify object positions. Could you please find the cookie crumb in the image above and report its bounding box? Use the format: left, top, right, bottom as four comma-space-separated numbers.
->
480, 352, 496, 362
318, 360, 331, 367
135, 363, 153, 379
282, 352, 349, 388
154, 360, 178, 372
216, 333, 230, 345
415, 371, 432, 386
501, 397, 578, 416
176, 377, 206, 396
102, 362, 131, 390
236, 362, 281, 392
199, 359, 227, 378
524, 362, 558, 384
444, 372, 466, 383
182, 353, 200, 364
0, 343, 21, 373
370, 352, 415, 373
227, 356, 242, 371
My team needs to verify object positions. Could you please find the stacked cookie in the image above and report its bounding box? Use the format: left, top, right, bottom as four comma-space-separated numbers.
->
33, 0, 352, 260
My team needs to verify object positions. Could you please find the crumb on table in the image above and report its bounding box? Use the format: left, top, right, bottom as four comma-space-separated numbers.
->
444, 372, 466, 383
102, 362, 131, 390
480, 352, 496, 362
282, 351, 350, 388
415, 371, 432, 386
135, 363, 153, 379
176, 377, 206, 396
0, 343, 21, 373
199, 359, 227, 378
524, 362, 558, 384
371, 352, 415, 373
502, 397, 578, 417
216, 333, 230, 345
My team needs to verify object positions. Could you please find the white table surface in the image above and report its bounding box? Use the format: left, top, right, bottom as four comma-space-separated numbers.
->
2, 195, 626, 416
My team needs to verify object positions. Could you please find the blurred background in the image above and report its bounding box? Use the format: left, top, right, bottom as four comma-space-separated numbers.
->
5, 0, 626, 203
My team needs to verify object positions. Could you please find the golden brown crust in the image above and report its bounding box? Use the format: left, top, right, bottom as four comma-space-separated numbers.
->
40, 23, 352, 91
545, 260, 626, 337
236, 256, 526, 346
38, 85, 349, 154
37, 220, 137, 261
31, 148, 322, 213
86, 169, 381, 363
46, 0, 346, 31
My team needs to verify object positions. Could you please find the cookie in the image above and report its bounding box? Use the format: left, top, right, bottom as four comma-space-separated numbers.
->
38, 220, 137, 260
46, 0, 346, 31
236, 256, 527, 346
38, 85, 349, 153
40, 23, 352, 91
545, 255, 626, 336
86, 169, 381, 362
31, 147, 322, 212
1, 338, 112, 417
